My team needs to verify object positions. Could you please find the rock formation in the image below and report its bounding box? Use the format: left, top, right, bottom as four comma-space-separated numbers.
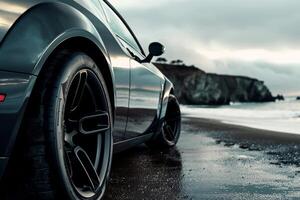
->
154, 63, 275, 105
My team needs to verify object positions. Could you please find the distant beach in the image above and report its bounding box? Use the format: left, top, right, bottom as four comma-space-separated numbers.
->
181, 96, 300, 135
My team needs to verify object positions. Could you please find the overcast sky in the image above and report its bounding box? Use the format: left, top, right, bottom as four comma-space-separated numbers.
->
112, 0, 300, 96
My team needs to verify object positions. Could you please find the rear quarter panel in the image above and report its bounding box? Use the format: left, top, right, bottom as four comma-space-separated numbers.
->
0, 1, 108, 75
0, 0, 114, 157
0, 71, 36, 156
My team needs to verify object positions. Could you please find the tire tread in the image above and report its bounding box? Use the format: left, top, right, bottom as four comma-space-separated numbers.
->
2, 49, 72, 200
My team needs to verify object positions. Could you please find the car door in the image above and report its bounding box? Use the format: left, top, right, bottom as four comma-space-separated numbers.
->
101, 1, 164, 139
126, 53, 164, 138
100, 1, 138, 142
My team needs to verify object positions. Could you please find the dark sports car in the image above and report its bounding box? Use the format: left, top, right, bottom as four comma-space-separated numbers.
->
0, 0, 181, 199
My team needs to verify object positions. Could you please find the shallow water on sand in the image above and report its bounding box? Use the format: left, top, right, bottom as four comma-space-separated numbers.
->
104, 117, 300, 200
180, 130, 300, 199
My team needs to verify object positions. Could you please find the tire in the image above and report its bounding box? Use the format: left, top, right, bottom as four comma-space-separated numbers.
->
147, 94, 181, 149
4, 50, 113, 200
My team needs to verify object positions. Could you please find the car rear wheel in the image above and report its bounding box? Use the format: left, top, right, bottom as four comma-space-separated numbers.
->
5, 50, 113, 200
147, 94, 181, 149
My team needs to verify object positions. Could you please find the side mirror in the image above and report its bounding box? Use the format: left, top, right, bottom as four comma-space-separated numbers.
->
141, 42, 165, 63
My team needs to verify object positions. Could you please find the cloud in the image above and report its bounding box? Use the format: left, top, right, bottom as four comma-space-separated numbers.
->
210, 60, 300, 95
112, 0, 300, 95
197, 47, 300, 64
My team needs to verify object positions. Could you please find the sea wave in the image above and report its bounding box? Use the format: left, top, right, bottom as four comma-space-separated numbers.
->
181, 99, 300, 134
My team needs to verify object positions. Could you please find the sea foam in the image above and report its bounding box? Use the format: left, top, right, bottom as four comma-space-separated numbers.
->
181, 97, 300, 134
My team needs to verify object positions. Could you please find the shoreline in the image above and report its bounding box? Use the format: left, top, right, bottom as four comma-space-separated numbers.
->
180, 100, 300, 135
183, 115, 300, 144
182, 116, 300, 167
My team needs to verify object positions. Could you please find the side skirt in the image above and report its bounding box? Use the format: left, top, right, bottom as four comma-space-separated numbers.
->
113, 133, 153, 154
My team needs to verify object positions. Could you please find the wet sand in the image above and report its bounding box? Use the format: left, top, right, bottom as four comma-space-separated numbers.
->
104, 117, 300, 200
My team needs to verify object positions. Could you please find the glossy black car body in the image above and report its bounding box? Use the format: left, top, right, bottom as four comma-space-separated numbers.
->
0, 0, 178, 198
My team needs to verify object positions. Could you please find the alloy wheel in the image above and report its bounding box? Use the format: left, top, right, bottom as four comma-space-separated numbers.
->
63, 69, 111, 198
163, 96, 181, 144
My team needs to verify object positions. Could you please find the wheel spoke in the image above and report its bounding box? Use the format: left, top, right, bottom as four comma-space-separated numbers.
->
94, 135, 102, 169
164, 124, 175, 140
64, 130, 78, 147
79, 110, 110, 135
74, 146, 100, 192
64, 149, 74, 178
166, 116, 180, 123
70, 71, 88, 112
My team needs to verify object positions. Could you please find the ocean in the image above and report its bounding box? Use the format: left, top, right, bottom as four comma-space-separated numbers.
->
181, 96, 300, 135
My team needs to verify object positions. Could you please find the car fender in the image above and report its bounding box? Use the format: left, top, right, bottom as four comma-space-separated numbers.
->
160, 78, 175, 120
0, 2, 116, 156
150, 78, 174, 139
0, 2, 112, 77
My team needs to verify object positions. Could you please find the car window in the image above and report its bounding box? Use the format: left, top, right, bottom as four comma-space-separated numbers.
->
102, 2, 143, 54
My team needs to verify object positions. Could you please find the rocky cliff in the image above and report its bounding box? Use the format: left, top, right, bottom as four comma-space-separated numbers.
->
154, 63, 275, 105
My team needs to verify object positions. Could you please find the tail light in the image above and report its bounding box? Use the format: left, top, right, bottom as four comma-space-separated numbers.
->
0, 94, 6, 102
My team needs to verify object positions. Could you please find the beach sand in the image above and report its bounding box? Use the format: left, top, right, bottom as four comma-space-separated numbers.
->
104, 116, 300, 199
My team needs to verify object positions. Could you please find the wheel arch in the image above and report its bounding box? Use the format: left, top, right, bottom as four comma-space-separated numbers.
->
150, 78, 174, 137
3, 36, 116, 158
147, 78, 178, 143
0, 1, 116, 119
160, 78, 175, 120
0, 2, 117, 158
38, 36, 116, 117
